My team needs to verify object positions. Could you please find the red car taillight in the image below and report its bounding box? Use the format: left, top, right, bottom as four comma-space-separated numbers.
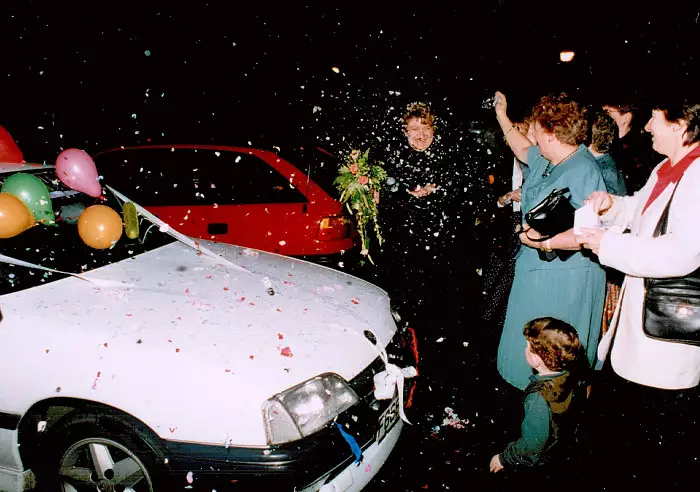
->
318, 216, 351, 241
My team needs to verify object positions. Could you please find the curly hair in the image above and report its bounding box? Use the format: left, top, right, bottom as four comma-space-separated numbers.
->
402, 102, 437, 131
589, 110, 617, 153
523, 317, 585, 372
531, 93, 588, 146
654, 97, 700, 146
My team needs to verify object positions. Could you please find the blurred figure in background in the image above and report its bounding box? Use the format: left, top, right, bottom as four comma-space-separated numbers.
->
587, 109, 627, 335
588, 110, 627, 196
603, 102, 661, 193
482, 119, 536, 329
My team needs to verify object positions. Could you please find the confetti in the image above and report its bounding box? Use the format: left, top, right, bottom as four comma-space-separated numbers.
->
351, 297, 360, 305
280, 347, 294, 357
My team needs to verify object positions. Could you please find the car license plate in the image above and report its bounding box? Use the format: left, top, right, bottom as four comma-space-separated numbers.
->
376, 396, 400, 443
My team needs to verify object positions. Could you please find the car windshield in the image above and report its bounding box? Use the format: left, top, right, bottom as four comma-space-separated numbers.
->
0, 168, 175, 295
276, 146, 341, 200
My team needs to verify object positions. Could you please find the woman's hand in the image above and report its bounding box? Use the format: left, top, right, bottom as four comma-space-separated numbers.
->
497, 188, 522, 207
408, 183, 437, 198
575, 227, 605, 255
494, 91, 508, 117
584, 191, 614, 215
519, 225, 544, 249
489, 454, 504, 473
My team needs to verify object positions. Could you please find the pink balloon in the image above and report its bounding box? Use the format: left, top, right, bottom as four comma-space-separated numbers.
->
55, 148, 102, 198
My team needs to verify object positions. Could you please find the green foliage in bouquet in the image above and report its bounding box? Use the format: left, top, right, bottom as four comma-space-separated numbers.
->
334, 149, 387, 263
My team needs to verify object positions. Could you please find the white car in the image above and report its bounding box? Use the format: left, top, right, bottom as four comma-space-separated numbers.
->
0, 165, 414, 491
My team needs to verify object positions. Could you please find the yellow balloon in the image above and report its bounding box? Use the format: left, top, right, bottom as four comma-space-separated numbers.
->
122, 202, 140, 239
0, 192, 35, 239
78, 205, 123, 249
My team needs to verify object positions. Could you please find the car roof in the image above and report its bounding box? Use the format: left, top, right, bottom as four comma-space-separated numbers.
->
0, 163, 52, 174
96, 144, 273, 155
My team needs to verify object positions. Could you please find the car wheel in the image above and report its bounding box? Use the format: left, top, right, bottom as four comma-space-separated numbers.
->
35, 409, 166, 492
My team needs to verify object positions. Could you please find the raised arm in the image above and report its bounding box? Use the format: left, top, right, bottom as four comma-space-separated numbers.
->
494, 91, 533, 164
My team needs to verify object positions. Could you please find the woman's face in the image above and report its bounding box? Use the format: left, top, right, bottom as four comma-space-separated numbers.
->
405, 117, 435, 151
532, 122, 555, 158
644, 109, 684, 157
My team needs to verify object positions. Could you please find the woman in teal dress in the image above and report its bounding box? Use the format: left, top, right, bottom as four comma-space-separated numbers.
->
493, 92, 607, 390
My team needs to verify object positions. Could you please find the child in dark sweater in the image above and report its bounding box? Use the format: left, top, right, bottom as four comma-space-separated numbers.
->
490, 317, 587, 473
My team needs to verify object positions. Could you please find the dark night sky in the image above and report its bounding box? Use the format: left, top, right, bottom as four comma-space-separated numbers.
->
1, 1, 697, 162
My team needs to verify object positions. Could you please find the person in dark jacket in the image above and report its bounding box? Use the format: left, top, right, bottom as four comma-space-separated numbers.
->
377, 102, 474, 320
490, 317, 587, 472
603, 102, 662, 193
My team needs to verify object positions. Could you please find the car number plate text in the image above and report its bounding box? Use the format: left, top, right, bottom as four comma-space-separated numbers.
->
376, 396, 400, 443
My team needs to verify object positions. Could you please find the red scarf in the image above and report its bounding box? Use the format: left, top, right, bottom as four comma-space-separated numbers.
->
642, 145, 700, 214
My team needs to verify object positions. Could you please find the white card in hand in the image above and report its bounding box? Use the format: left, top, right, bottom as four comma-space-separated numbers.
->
574, 203, 601, 234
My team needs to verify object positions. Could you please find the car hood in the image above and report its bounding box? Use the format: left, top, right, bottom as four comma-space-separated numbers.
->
0, 241, 397, 445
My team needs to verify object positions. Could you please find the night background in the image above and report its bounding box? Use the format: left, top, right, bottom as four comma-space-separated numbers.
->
2, 1, 698, 490
3, 1, 697, 162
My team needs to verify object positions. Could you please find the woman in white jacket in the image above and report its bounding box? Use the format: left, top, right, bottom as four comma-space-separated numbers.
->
576, 97, 700, 488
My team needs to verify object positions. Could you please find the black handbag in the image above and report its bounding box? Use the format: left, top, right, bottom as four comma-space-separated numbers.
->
525, 187, 576, 240
643, 175, 700, 346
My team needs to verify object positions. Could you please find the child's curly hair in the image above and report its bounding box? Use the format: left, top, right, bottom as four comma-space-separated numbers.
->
531, 93, 588, 146
523, 317, 586, 372
402, 102, 437, 131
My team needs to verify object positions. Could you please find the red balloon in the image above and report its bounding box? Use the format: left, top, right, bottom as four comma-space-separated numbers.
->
0, 125, 23, 164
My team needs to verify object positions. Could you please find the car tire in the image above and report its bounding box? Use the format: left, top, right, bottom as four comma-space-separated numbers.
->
34, 407, 168, 492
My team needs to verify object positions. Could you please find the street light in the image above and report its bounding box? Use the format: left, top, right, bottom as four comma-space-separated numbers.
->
560, 51, 575, 62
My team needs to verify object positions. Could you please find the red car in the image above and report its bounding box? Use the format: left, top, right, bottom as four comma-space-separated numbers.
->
94, 145, 356, 260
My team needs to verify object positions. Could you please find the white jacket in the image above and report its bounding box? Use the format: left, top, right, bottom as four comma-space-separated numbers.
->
598, 155, 700, 389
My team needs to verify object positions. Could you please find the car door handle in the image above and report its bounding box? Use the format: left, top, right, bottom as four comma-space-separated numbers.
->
208, 223, 228, 235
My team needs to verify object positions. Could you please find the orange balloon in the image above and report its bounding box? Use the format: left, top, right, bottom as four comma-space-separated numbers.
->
0, 192, 35, 238
78, 205, 123, 249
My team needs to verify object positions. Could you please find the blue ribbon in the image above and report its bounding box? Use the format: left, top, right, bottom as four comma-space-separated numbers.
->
335, 422, 363, 463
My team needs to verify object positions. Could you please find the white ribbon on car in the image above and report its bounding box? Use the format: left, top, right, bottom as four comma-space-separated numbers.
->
367, 330, 416, 425
0, 253, 135, 288
107, 186, 249, 274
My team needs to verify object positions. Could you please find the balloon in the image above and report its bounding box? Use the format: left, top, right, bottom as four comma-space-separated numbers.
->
55, 149, 102, 197
1, 173, 55, 225
0, 192, 35, 238
78, 205, 123, 249
122, 202, 140, 239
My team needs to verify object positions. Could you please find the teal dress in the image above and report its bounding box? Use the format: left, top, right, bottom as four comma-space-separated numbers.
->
497, 145, 607, 390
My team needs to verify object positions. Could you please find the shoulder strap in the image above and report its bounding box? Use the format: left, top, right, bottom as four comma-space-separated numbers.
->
653, 174, 685, 238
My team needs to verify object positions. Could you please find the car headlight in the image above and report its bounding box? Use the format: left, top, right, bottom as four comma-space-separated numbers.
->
262, 373, 359, 445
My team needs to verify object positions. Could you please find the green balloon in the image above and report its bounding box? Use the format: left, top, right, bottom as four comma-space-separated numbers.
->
1, 173, 55, 225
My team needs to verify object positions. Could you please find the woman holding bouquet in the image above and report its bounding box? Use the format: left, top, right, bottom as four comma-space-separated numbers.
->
494, 92, 607, 391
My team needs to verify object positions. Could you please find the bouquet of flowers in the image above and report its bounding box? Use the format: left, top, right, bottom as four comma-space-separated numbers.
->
334, 149, 387, 263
